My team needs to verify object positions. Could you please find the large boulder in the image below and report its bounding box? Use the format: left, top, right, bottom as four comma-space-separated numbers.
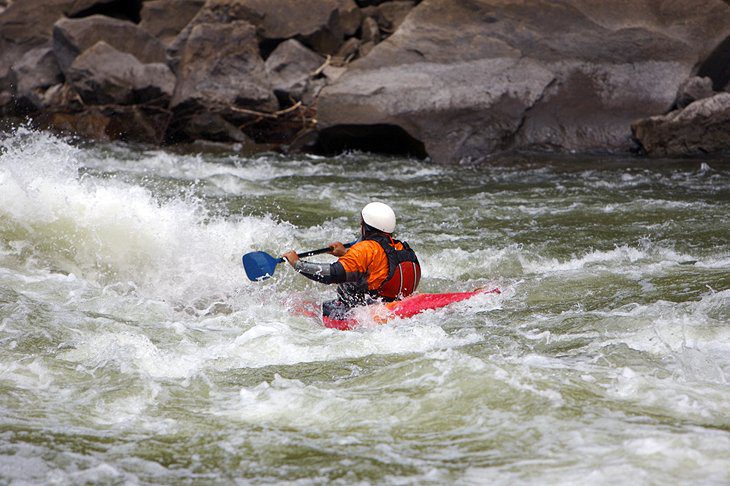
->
234, 0, 340, 39
265, 39, 325, 102
675, 76, 715, 109
337, 0, 362, 37
66, 41, 176, 105
317, 0, 730, 163
169, 0, 354, 63
632, 93, 730, 157
171, 20, 277, 114
0, 0, 144, 84
0, 0, 72, 47
53, 15, 167, 75
364, 1, 415, 34
9, 46, 64, 112
140, 0, 205, 46
0, 0, 74, 98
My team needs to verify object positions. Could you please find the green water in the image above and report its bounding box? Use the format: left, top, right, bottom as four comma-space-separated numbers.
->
1, 129, 729, 484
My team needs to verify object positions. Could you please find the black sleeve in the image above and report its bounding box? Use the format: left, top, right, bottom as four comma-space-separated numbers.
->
293, 260, 347, 284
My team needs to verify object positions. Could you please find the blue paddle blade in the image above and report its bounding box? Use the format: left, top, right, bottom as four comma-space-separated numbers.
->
242, 251, 284, 281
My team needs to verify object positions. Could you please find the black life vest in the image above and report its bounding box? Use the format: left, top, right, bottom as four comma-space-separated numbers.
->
367, 234, 421, 301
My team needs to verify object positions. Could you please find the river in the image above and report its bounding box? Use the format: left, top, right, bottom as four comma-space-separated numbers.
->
1, 127, 729, 484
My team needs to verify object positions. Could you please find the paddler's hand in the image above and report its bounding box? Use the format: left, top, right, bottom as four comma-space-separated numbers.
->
328, 242, 348, 257
282, 250, 299, 267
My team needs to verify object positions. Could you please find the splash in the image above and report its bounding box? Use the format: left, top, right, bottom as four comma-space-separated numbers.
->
0, 128, 288, 302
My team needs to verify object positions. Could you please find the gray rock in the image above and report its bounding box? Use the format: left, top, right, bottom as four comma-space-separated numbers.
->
358, 41, 376, 58
53, 15, 167, 75
336, 37, 361, 62
372, 1, 415, 33
0, 0, 72, 46
675, 76, 714, 109
171, 21, 278, 113
40, 83, 73, 110
183, 111, 252, 143
0, 0, 74, 92
323, 65, 348, 84
67, 41, 175, 105
265, 40, 325, 101
10, 46, 63, 111
302, 77, 327, 106
632, 93, 730, 156
234, 0, 343, 49
140, 0, 205, 46
170, 0, 348, 61
318, 0, 730, 163
360, 16, 380, 44
337, 0, 362, 37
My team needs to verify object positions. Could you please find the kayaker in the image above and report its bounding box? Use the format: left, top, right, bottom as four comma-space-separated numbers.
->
283, 202, 421, 320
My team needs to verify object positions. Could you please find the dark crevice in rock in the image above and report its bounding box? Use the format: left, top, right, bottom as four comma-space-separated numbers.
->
69, 0, 143, 23
316, 124, 427, 158
502, 77, 558, 151
697, 34, 730, 91
259, 39, 286, 61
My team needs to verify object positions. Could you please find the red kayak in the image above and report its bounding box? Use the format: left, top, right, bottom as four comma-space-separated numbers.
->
323, 288, 501, 330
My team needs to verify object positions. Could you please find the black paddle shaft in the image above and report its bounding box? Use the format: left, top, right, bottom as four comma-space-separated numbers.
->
296, 242, 354, 259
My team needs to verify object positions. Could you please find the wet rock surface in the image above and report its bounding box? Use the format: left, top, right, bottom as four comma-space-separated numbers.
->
633, 93, 730, 157
2, 0, 730, 162
318, 0, 730, 162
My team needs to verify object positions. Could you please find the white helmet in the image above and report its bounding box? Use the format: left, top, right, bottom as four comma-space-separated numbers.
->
361, 202, 396, 234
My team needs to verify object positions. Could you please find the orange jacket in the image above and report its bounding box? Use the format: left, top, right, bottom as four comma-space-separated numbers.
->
338, 239, 405, 291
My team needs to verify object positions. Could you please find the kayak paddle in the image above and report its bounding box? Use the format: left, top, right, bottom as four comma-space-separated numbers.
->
242, 242, 355, 281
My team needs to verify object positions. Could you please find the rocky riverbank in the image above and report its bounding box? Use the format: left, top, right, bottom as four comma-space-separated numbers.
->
3, 0, 730, 163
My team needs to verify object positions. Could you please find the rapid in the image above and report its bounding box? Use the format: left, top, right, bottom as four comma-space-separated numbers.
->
0, 127, 729, 484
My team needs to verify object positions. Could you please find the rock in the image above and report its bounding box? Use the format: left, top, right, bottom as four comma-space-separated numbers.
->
336, 37, 361, 62
0, 0, 72, 46
104, 105, 172, 144
372, 1, 415, 33
170, 0, 347, 59
359, 41, 376, 58
178, 111, 252, 143
265, 40, 325, 102
9, 46, 64, 112
360, 16, 380, 44
40, 83, 78, 110
67, 41, 176, 105
235, 0, 344, 53
0, 0, 75, 91
337, 0, 362, 37
675, 76, 715, 109
0, 90, 12, 113
171, 21, 278, 114
40, 105, 172, 144
302, 78, 327, 105
322, 65, 348, 83
140, 0, 205, 45
53, 15, 167, 75
317, 0, 730, 163
40, 108, 112, 140
632, 93, 730, 156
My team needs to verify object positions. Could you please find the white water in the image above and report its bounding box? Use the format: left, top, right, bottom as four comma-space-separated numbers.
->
1, 128, 729, 484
